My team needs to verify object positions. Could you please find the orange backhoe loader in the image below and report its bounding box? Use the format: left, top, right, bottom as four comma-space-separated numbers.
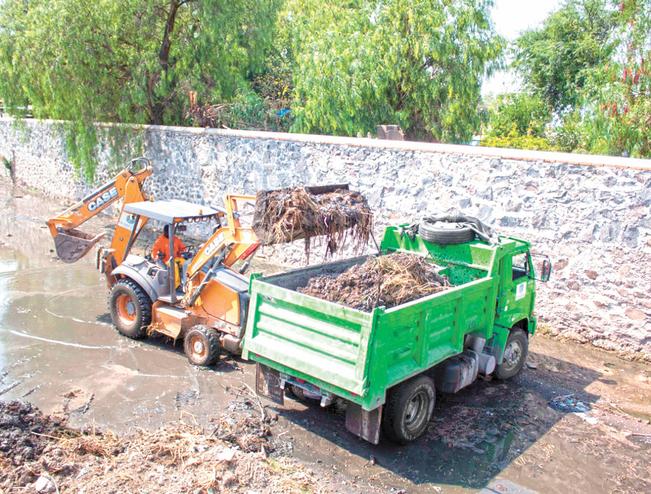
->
47, 158, 264, 365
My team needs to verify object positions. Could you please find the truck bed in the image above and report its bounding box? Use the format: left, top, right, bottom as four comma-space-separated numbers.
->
243, 249, 498, 410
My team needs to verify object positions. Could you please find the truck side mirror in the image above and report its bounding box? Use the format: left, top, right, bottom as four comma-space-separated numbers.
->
530, 253, 551, 282
541, 258, 551, 282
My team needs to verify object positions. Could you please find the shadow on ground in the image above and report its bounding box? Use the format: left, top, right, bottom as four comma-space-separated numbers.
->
273, 350, 601, 490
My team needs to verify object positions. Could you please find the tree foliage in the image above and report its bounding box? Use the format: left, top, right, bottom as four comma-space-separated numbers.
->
0, 0, 280, 177
485, 92, 552, 138
281, 0, 504, 142
513, 0, 617, 113
487, 0, 650, 158
581, 0, 651, 157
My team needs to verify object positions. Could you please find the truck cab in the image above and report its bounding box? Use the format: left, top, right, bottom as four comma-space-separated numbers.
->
490, 239, 551, 370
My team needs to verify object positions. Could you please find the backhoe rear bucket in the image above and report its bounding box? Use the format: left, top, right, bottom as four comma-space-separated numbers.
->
53, 229, 105, 263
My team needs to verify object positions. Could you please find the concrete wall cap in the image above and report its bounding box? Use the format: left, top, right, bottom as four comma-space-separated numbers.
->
2, 117, 650, 171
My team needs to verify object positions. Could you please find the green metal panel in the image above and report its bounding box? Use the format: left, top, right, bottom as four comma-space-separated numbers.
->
243, 262, 497, 411
243, 279, 374, 396
362, 277, 495, 409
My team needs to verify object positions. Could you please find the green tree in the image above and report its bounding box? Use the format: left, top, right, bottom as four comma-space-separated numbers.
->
489, 0, 650, 158
282, 0, 504, 142
581, 0, 651, 157
0, 0, 280, 177
513, 0, 617, 113
485, 92, 552, 138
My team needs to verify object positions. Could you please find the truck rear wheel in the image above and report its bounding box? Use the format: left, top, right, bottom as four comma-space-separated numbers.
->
382, 375, 435, 444
495, 329, 528, 380
109, 279, 152, 339
184, 325, 220, 366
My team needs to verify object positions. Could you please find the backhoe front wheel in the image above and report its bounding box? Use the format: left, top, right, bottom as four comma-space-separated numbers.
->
184, 325, 220, 366
495, 329, 528, 380
382, 375, 436, 444
109, 279, 152, 339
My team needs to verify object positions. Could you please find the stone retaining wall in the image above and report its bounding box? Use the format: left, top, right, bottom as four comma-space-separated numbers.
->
1, 117, 650, 359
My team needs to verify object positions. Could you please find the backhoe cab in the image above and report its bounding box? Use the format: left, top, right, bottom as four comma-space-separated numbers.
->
104, 195, 260, 365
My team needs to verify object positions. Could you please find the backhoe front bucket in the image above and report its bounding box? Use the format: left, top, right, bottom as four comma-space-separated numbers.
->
53, 229, 105, 263
252, 183, 372, 248
304, 184, 349, 195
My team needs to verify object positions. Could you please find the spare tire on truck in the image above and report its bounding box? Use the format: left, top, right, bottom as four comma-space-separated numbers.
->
419, 213, 495, 245
419, 219, 475, 245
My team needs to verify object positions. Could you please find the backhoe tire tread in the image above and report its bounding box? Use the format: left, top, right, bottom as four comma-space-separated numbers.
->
109, 278, 152, 340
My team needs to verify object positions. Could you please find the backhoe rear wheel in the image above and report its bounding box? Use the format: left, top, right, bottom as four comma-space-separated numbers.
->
109, 279, 152, 340
184, 325, 220, 366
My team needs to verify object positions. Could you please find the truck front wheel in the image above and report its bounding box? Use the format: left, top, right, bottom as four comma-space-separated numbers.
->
495, 329, 528, 380
382, 375, 435, 444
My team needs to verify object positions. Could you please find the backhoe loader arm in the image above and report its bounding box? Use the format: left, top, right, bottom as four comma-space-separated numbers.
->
185, 194, 260, 281
47, 158, 153, 263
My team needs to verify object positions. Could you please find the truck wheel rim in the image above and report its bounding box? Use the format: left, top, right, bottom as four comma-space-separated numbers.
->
116, 294, 136, 324
503, 340, 522, 370
404, 391, 428, 431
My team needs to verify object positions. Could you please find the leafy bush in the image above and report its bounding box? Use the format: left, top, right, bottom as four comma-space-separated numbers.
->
485, 92, 552, 138
482, 133, 556, 151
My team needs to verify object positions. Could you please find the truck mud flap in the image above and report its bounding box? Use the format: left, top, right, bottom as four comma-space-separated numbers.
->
255, 363, 284, 405
345, 403, 382, 445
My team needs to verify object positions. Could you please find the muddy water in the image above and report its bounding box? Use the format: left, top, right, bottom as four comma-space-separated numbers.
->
1, 178, 650, 493
0, 183, 255, 432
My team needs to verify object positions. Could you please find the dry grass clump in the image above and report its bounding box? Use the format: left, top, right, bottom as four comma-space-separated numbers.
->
0, 392, 331, 494
299, 252, 450, 311
253, 187, 373, 257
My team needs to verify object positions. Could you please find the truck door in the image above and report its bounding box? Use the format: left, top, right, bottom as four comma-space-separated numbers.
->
498, 251, 535, 327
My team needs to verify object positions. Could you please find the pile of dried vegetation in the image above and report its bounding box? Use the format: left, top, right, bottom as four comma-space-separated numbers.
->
299, 252, 450, 311
253, 187, 373, 258
0, 390, 329, 494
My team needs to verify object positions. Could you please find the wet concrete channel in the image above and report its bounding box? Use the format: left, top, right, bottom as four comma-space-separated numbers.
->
0, 178, 650, 493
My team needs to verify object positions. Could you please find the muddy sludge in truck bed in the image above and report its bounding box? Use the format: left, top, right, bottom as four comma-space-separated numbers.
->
297, 252, 450, 311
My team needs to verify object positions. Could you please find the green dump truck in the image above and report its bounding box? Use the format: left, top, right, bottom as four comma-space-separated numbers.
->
242, 221, 551, 444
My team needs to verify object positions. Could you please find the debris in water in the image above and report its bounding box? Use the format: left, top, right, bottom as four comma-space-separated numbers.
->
298, 252, 449, 311
252, 186, 373, 257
